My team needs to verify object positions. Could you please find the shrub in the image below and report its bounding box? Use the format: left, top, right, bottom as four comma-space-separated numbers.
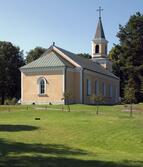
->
4, 98, 17, 105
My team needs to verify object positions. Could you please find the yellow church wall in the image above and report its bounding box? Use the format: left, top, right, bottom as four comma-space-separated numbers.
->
65, 70, 80, 103
21, 68, 119, 105
22, 70, 64, 104
83, 70, 119, 104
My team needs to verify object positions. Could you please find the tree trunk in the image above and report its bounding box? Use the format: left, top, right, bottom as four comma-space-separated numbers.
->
96, 104, 99, 115
130, 103, 133, 117
1, 93, 5, 105
66, 98, 70, 112
68, 104, 70, 112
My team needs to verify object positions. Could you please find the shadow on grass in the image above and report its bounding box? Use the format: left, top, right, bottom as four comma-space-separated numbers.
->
0, 124, 39, 132
0, 139, 142, 167
1, 157, 143, 167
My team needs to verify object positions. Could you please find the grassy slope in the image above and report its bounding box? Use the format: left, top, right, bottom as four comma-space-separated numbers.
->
0, 104, 142, 167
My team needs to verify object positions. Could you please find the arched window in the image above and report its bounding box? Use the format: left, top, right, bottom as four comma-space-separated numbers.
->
40, 79, 45, 94
37, 77, 47, 95
95, 45, 99, 53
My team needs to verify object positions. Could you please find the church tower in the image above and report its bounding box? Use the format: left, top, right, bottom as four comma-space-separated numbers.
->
92, 7, 112, 72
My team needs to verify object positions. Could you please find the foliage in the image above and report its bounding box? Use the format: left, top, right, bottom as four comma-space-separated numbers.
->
124, 80, 136, 117
90, 94, 105, 115
109, 12, 143, 102
61, 92, 72, 112
4, 98, 17, 105
0, 41, 24, 105
26, 47, 47, 63
77, 53, 91, 59
0, 104, 142, 166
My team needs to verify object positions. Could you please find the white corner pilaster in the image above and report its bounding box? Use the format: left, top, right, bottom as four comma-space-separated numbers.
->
62, 67, 66, 104
21, 72, 24, 103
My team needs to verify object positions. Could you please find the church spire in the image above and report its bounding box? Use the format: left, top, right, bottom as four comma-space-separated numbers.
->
91, 7, 112, 72
94, 6, 105, 40
94, 18, 105, 39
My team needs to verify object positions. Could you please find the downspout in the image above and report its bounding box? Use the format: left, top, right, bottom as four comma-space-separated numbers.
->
82, 68, 85, 104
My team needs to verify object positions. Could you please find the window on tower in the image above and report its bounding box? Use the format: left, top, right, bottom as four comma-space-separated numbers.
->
95, 45, 99, 54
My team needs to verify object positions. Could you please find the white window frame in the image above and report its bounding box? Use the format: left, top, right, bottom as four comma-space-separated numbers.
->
37, 77, 47, 95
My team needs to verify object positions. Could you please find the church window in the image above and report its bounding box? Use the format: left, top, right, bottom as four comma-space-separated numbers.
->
95, 80, 98, 95
38, 78, 47, 95
86, 79, 91, 96
40, 79, 45, 94
95, 45, 99, 53
102, 82, 106, 96
109, 84, 112, 97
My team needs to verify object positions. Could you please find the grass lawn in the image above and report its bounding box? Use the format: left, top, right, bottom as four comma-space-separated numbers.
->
0, 104, 143, 167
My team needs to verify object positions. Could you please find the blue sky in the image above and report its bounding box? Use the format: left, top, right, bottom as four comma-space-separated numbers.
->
0, 0, 142, 55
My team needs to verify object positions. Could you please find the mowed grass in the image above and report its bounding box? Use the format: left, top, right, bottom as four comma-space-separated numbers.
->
0, 104, 143, 167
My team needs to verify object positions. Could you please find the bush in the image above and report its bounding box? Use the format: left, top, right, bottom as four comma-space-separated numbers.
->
4, 98, 17, 105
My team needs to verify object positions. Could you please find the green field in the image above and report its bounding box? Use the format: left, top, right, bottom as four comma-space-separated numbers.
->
0, 104, 143, 167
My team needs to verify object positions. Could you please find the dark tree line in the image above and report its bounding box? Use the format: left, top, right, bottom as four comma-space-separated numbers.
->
0, 41, 24, 104
0, 44, 48, 104
109, 12, 143, 103
26, 47, 46, 63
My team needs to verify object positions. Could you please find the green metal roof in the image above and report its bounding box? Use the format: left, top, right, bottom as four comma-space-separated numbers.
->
20, 45, 119, 80
20, 51, 65, 70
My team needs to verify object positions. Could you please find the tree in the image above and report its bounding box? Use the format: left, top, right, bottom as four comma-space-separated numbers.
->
109, 12, 143, 102
61, 92, 72, 112
26, 47, 46, 63
0, 41, 24, 105
109, 45, 125, 97
77, 53, 91, 59
90, 94, 105, 115
124, 80, 136, 117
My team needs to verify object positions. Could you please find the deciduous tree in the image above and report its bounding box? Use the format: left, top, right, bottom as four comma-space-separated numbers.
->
90, 94, 105, 115
26, 47, 46, 63
124, 79, 136, 117
0, 41, 24, 104
109, 12, 143, 102
77, 53, 91, 59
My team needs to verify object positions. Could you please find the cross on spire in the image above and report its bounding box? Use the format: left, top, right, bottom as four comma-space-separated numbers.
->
97, 6, 103, 19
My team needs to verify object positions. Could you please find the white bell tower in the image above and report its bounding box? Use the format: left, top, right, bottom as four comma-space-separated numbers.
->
92, 7, 112, 72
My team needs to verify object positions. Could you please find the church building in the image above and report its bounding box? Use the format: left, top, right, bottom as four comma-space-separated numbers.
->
20, 10, 120, 105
